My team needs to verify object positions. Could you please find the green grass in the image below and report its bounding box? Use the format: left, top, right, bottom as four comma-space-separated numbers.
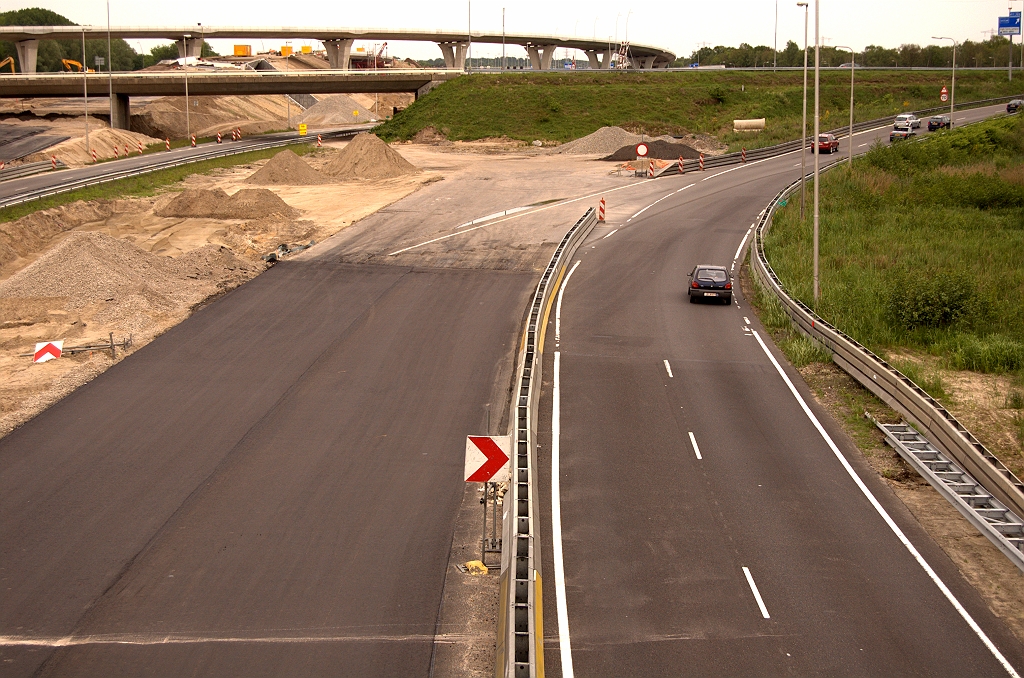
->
377, 70, 1023, 150
0, 143, 317, 224
763, 114, 1024, 375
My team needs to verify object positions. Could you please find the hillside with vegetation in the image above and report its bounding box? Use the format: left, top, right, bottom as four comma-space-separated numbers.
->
377, 70, 1022, 150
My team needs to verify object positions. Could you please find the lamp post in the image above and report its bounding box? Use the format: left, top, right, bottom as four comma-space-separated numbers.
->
836, 45, 855, 167
106, 0, 113, 127
813, 0, 820, 305
933, 36, 957, 120
798, 2, 808, 221
82, 29, 90, 159
774, 0, 779, 71
183, 33, 190, 141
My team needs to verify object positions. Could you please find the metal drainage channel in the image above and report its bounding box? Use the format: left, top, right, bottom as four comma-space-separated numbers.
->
498, 207, 597, 678
874, 419, 1024, 573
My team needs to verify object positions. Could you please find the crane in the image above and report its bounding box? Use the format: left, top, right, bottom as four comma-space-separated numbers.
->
0, 56, 15, 74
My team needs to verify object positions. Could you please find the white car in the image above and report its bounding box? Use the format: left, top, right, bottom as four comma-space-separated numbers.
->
894, 113, 921, 130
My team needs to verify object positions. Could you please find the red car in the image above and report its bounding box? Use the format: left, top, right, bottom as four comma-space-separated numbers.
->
816, 133, 839, 154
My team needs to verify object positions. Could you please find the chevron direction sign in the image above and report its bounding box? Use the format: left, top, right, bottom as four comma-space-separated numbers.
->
464, 435, 511, 483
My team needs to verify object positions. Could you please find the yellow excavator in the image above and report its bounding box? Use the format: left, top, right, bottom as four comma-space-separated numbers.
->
61, 59, 94, 73
0, 56, 15, 73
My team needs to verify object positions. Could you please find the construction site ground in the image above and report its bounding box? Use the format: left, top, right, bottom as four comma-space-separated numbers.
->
1, 133, 1023, 673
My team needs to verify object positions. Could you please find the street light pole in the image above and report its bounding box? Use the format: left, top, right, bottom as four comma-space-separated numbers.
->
106, 0, 113, 127
813, 0, 820, 305
82, 29, 90, 159
183, 33, 190, 141
774, 0, 779, 71
933, 36, 957, 120
798, 2, 808, 221
836, 45, 855, 167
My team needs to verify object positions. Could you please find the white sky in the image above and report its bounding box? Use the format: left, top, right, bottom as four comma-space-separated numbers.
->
3, 0, 1008, 60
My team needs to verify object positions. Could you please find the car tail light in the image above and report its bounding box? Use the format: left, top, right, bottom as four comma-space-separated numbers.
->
691, 281, 698, 288
725, 282, 732, 289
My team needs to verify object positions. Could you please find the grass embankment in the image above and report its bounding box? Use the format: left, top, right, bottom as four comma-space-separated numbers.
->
762, 114, 1024, 443
377, 70, 1022, 150
0, 143, 316, 224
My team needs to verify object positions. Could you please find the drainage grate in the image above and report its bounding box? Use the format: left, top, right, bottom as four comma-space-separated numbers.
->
875, 420, 1024, 573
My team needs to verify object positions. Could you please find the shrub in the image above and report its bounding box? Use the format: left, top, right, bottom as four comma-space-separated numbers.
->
884, 271, 980, 330
942, 334, 1024, 373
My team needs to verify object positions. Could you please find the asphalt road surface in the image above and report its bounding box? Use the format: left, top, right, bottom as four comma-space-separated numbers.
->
538, 104, 1024, 676
0, 260, 532, 676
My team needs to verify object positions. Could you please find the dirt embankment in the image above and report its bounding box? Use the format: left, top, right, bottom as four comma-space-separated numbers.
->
24, 127, 165, 167
131, 94, 296, 140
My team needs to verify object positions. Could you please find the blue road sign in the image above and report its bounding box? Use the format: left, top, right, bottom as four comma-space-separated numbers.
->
999, 15, 1022, 36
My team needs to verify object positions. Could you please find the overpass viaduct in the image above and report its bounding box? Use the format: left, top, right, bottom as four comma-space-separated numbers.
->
0, 70, 460, 129
0, 26, 675, 73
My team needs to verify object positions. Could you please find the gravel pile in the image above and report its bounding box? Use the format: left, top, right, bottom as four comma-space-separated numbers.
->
297, 94, 375, 127
245, 149, 329, 186
0, 232, 260, 327
603, 139, 702, 161
156, 188, 298, 219
321, 133, 418, 181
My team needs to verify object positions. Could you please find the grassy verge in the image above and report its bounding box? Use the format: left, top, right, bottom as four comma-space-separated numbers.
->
764, 114, 1024, 378
0, 143, 316, 224
377, 70, 1022, 150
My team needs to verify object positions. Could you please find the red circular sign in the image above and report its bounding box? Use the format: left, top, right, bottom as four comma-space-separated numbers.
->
941, 93, 948, 102
635, 143, 649, 157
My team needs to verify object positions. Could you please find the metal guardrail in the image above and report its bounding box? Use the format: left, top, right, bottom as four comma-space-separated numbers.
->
0, 126, 369, 210
497, 207, 597, 678
874, 419, 1024, 573
748, 176, 1024, 528
0, 158, 67, 182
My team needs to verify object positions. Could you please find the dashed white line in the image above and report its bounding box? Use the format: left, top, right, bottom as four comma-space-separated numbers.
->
742, 567, 771, 619
744, 316, 751, 324
602, 228, 618, 239
858, 143, 869, 148
688, 431, 703, 460
751, 329, 1021, 677
663, 359, 674, 378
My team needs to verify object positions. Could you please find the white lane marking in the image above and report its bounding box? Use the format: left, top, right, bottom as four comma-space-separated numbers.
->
744, 316, 751, 324
733, 223, 755, 263
676, 182, 697, 193
602, 228, 618, 239
388, 178, 673, 255
454, 206, 532, 230
552, 350, 575, 677
751, 330, 1021, 677
688, 431, 703, 460
624, 188, 684, 224
742, 567, 771, 619
664, 359, 674, 378
858, 143, 869, 147
554, 260, 581, 346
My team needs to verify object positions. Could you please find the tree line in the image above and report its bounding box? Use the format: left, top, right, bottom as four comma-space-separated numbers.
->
673, 36, 1021, 69
1, 7, 216, 73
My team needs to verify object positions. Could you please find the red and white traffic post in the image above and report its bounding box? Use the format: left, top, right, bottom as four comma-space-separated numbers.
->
679, 155, 685, 174
91, 149, 97, 162
191, 135, 196, 147
51, 155, 57, 169
124, 144, 129, 157
113, 145, 119, 158
699, 152, 705, 171
742, 148, 747, 163
317, 134, 323, 147
598, 197, 606, 221
165, 138, 171, 151
137, 141, 144, 155
465, 435, 511, 565
216, 132, 222, 144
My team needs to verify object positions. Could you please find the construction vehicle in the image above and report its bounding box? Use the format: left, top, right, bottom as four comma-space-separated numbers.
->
61, 59, 94, 73
0, 56, 15, 74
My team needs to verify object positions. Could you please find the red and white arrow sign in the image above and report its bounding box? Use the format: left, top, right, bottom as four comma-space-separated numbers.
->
465, 435, 511, 483
33, 341, 64, 363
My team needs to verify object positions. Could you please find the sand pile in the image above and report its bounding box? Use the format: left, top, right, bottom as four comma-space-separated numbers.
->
245, 149, 329, 186
23, 128, 163, 167
321, 133, 418, 181
0, 232, 259, 317
156, 188, 299, 219
603, 139, 701, 161
555, 127, 649, 155
0, 202, 118, 272
297, 94, 375, 127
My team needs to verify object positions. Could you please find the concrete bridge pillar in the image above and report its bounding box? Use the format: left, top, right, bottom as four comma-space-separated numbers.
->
175, 37, 204, 59
15, 39, 38, 73
527, 45, 557, 70
585, 50, 612, 69
641, 56, 656, 69
324, 39, 353, 70
437, 42, 468, 70
111, 93, 131, 130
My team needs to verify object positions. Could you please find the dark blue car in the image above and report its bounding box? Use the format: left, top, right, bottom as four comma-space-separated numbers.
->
688, 265, 732, 304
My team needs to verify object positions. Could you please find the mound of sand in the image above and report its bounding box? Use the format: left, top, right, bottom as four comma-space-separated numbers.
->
156, 188, 299, 219
555, 127, 647, 155
245, 149, 329, 186
297, 94, 375, 127
603, 139, 701, 161
132, 94, 296, 141
321, 133, 418, 181
23, 127, 164, 167
0, 232, 260, 324
1, 201, 116, 272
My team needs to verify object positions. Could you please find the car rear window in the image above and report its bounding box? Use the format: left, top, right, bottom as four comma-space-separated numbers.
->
818, 135, 830, 141
696, 269, 728, 282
